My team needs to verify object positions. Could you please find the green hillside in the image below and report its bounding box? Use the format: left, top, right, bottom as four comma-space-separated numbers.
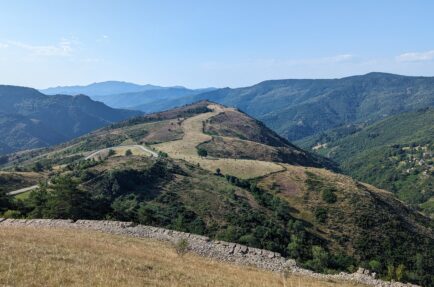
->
297, 108, 434, 215
1, 101, 433, 286
0, 85, 140, 155
191, 72, 434, 141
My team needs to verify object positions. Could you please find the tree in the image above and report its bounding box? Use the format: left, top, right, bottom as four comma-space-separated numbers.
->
309, 245, 329, 272
197, 147, 207, 157
368, 260, 382, 273
42, 176, 96, 220
32, 162, 44, 172
314, 207, 328, 223
0, 190, 12, 214
322, 189, 337, 203
108, 149, 116, 157
125, 149, 133, 156
111, 194, 138, 220
158, 151, 168, 158
215, 168, 221, 176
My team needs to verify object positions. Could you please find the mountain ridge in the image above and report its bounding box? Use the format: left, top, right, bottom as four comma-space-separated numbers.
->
0, 85, 141, 155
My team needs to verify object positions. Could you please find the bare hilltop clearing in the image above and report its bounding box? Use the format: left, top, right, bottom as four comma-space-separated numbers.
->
154, 104, 285, 178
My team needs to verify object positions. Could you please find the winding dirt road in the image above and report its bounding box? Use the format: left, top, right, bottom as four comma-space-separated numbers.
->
7, 145, 158, 196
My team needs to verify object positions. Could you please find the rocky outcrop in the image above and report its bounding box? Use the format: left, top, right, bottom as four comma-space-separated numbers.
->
0, 218, 419, 287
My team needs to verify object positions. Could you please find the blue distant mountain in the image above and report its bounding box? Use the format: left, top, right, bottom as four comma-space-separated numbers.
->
40, 81, 216, 110
40, 81, 162, 97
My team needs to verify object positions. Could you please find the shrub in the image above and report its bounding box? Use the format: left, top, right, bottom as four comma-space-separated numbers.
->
368, 259, 382, 273
315, 207, 328, 223
2, 209, 22, 219
387, 265, 395, 281
158, 151, 168, 158
108, 149, 116, 157
174, 238, 189, 257
396, 264, 406, 281
32, 162, 44, 172
322, 188, 337, 203
125, 149, 133, 156
197, 147, 208, 157
215, 168, 221, 176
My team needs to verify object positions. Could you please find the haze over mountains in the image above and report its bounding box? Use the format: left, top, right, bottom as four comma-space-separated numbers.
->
190, 72, 434, 141
0, 85, 140, 154
40, 81, 216, 112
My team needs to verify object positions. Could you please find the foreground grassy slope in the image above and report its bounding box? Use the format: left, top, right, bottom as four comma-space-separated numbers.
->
0, 227, 367, 287
297, 108, 434, 215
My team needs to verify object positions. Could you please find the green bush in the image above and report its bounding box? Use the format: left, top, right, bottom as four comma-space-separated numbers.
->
315, 207, 328, 223
108, 149, 116, 157
322, 188, 337, 203
368, 259, 382, 273
197, 147, 208, 157
174, 238, 189, 257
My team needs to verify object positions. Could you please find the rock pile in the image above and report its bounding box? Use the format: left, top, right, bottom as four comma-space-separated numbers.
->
0, 218, 419, 287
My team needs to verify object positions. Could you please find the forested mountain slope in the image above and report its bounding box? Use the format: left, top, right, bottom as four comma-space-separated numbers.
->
1, 101, 433, 286
190, 73, 434, 141
0, 85, 140, 154
297, 108, 434, 216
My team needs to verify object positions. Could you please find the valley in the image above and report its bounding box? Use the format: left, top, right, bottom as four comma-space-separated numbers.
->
297, 108, 434, 217
1, 101, 432, 286
3, 2, 434, 286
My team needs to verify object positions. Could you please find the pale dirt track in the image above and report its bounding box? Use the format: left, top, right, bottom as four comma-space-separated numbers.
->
7, 145, 157, 195
153, 104, 284, 179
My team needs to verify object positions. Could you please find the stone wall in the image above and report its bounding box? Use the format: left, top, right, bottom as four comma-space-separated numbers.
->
0, 218, 418, 287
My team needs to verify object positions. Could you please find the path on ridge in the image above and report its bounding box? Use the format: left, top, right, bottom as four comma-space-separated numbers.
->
153, 104, 284, 179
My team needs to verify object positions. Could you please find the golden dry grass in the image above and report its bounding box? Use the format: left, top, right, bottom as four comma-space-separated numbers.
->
153, 104, 284, 179
86, 146, 150, 160
0, 227, 366, 287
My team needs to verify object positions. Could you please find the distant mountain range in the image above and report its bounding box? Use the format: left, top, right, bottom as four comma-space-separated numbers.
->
0, 85, 141, 154
40, 81, 163, 96
189, 72, 434, 141
42, 74, 434, 139
40, 81, 216, 111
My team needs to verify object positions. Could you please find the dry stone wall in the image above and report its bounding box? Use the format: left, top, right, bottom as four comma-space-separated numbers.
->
0, 218, 418, 287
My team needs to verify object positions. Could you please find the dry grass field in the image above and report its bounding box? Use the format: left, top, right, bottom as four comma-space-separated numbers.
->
0, 227, 367, 287
153, 104, 284, 179
86, 145, 151, 160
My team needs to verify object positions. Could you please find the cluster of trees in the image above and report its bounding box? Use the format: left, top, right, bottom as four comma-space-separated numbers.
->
1, 158, 433, 286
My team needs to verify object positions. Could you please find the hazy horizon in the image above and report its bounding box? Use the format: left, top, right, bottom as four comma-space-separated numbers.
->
1, 0, 434, 89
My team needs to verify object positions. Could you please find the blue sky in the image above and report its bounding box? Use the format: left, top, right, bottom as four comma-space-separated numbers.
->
1, 0, 434, 88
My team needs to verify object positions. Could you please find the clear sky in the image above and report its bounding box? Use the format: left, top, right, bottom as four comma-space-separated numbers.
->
1, 0, 434, 88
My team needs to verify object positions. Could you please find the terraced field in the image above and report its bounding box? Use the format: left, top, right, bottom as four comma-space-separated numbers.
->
153, 104, 284, 179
